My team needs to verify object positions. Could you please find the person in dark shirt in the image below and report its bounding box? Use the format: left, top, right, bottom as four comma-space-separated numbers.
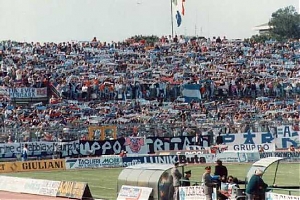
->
181, 170, 191, 186
214, 159, 228, 190
214, 160, 228, 179
216, 132, 224, 145
246, 169, 268, 200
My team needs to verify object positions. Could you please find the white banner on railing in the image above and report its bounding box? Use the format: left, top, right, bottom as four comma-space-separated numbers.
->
0, 140, 79, 158
227, 143, 276, 152
265, 192, 300, 200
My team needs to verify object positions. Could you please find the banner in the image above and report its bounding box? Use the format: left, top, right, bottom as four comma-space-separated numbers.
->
178, 155, 209, 164
0, 162, 18, 173
227, 143, 276, 152
8, 87, 47, 98
21, 178, 60, 196
19, 159, 65, 172
117, 185, 152, 200
124, 137, 148, 154
56, 181, 92, 199
88, 125, 117, 140
260, 152, 300, 161
265, 192, 300, 200
79, 136, 211, 156
0, 176, 60, 196
222, 128, 299, 149
65, 156, 123, 169
122, 155, 178, 167
179, 186, 217, 200
146, 136, 211, 154
0, 140, 79, 159
80, 139, 125, 156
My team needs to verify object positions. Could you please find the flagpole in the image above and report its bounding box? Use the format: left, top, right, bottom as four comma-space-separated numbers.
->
170, 0, 174, 38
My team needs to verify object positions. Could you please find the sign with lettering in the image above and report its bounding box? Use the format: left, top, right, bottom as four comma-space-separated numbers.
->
265, 192, 300, 200
122, 155, 178, 167
275, 125, 300, 148
56, 181, 90, 199
146, 136, 211, 154
20, 159, 65, 172
260, 152, 300, 162
65, 156, 122, 169
178, 155, 208, 164
22, 179, 60, 197
117, 185, 152, 200
227, 143, 276, 152
0, 140, 79, 159
80, 139, 125, 156
179, 186, 217, 200
8, 87, 47, 98
222, 128, 299, 149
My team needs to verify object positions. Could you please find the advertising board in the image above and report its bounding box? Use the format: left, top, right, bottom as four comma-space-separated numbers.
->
117, 185, 153, 200
179, 186, 217, 200
65, 156, 122, 169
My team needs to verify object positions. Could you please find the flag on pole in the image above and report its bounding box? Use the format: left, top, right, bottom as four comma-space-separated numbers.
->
172, 0, 185, 27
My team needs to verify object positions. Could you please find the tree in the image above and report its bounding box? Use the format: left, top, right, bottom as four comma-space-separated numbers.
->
269, 6, 300, 41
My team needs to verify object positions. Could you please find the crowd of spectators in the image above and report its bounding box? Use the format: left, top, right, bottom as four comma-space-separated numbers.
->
0, 35, 299, 143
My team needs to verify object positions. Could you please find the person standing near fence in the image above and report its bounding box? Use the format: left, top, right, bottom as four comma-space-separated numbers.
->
202, 166, 217, 200
22, 144, 28, 161
171, 162, 182, 200
246, 169, 268, 200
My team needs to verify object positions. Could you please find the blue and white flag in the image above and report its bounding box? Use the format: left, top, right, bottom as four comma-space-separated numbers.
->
182, 84, 201, 102
172, 0, 185, 27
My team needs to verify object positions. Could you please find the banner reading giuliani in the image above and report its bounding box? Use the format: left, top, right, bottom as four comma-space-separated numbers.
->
0, 159, 66, 173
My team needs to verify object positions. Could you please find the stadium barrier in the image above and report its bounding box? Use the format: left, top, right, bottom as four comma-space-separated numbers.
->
0, 175, 93, 199
0, 159, 66, 173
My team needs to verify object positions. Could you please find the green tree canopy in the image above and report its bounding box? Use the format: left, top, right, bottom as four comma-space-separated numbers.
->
269, 6, 300, 41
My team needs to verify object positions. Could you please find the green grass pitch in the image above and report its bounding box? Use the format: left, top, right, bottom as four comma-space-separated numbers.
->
3, 163, 300, 200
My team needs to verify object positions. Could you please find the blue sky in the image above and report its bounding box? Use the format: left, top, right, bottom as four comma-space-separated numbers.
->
0, 0, 298, 43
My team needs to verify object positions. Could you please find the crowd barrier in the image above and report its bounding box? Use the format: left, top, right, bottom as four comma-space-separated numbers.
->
1, 151, 299, 174
0, 176, 93, 200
